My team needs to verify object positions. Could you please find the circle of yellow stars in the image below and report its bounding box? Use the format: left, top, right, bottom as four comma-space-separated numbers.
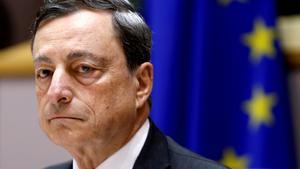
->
220, 87, 277, 168
218, 16, 278, 168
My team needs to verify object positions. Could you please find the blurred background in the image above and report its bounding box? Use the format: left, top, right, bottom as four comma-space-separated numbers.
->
1, 0, 300, 168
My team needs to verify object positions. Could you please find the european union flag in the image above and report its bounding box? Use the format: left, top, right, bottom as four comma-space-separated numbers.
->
142, 0, 298, 168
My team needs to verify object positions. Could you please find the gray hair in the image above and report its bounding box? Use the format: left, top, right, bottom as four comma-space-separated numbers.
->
31, 0, 152, 71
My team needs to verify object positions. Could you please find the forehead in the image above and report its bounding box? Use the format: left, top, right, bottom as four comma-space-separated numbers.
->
32, 9, 116, 57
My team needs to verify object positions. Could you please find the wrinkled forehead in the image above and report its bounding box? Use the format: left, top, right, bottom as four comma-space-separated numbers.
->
32, 9, 116, 55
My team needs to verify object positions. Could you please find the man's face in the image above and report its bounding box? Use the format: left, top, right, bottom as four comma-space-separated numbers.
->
32, 9, 141, 148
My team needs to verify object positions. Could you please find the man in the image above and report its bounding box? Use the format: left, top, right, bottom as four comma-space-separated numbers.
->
31, 0, 229, 169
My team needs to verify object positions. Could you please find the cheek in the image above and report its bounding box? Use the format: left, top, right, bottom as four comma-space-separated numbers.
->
35, 78, 51, 92
93, 80, 135, 117
36, 90, 45, 114
35, 85, 47, 103
81, 81, 125, 117
89, 79, 125, 110
35, 88, 49, 128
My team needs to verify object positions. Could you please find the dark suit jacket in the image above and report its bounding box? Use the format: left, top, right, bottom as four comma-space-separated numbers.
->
45, 120, 229, 169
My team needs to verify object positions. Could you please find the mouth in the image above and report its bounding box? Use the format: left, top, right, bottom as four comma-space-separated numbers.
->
48, 116, 84, 122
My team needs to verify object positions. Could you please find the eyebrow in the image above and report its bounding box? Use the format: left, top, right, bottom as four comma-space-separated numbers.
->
67, 50, 110, 66
33, 55, 53, 65
33, 50, 111, 67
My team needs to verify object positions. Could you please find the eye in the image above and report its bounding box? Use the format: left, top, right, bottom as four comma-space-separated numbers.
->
36, 69, 52, 79
76, 65, 95, 74
72, 63, 103, 85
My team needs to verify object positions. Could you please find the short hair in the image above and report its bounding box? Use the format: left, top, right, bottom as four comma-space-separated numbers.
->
31, 0, 152, 71
31, 0, 152, 107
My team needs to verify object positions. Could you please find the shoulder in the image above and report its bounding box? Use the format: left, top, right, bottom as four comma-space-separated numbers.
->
166, 137, 229, 169
43, 160, 72, 169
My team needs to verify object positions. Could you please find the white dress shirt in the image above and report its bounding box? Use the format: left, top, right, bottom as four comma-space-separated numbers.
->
73, 119, 150, 169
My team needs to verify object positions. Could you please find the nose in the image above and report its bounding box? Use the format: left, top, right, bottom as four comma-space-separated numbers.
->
47, 68, 73, 105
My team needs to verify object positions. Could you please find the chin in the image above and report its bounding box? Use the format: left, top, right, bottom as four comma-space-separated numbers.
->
49, 130, 89, 148
48, 132, 76, 148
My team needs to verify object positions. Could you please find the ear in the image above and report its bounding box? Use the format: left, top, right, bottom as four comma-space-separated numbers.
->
135, 62, 153, 109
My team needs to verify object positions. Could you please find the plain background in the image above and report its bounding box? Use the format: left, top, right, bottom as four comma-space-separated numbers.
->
0, 79, 70, 168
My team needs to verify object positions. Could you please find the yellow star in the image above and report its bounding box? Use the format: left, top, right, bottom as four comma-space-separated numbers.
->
220, 148, 250, 169
243, 87, 276, 129
243, 19, 276, 63
218, 0, 247, 6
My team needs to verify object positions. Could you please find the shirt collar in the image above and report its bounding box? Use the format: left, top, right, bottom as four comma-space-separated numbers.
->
73, 119, 150, 169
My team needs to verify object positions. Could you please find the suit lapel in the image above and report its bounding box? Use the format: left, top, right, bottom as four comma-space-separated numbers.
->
133, 119, 171, 169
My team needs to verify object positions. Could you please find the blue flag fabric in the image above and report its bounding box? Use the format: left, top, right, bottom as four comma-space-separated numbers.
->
142, 0, 297, 168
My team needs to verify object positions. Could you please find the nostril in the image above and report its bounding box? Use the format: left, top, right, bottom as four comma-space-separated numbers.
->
58, 96, 71, 103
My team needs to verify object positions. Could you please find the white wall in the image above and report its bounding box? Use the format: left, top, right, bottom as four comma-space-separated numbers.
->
0, 78, 70, 169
